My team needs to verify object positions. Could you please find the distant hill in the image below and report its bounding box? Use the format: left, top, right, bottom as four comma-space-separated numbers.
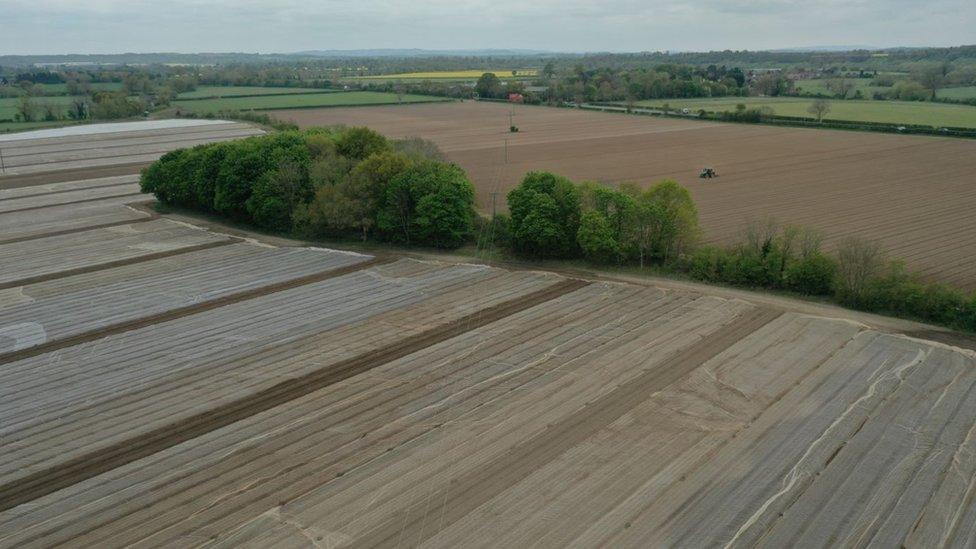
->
1, 45, 972, 70
294, 49, 556, 57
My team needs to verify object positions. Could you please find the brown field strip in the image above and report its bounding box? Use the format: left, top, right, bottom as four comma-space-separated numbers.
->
0, 256, 386, 365
0, 192, 147, 214
351, 306, 781, 548
0, 162, 152, 189
0, 278, 587, 512
276, 102, 976, 290
0, 180, 136, 200
0, 214, 157, 245
0, 237, 237, 291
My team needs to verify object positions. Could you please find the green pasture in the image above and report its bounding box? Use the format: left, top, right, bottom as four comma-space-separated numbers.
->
631, 96, 976, 128
173, 91, 451, 114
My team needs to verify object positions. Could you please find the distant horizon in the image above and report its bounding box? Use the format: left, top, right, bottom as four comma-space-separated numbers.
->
3, 0, 972, 56
4, 44, 974, 59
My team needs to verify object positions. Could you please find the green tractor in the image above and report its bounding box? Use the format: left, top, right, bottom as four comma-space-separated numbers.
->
699, 167, 718, 179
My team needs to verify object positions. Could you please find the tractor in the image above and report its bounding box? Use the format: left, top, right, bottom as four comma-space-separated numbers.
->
699, 167, 718, 179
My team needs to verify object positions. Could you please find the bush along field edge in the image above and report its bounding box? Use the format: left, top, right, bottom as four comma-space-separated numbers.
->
140, 126, 976, 333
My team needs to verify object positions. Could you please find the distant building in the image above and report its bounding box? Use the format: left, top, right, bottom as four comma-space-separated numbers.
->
0, 76, 8, 86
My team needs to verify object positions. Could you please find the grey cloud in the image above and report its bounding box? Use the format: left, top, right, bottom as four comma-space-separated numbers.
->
1, 0, 973, 54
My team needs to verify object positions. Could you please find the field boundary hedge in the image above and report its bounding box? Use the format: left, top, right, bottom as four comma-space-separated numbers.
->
177, 96, 457, 113
176, 90, 341, 102
581, 101, 976, 138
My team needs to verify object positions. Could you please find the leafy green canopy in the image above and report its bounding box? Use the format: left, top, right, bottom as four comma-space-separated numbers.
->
141, 126, 474, 248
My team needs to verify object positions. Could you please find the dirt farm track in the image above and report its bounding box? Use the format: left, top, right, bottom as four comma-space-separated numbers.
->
276, 102, 976, 290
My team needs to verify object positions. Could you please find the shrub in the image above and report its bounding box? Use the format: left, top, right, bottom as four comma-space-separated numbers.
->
834, 236, 885, 305
475, 214, 512, 251
784, 253, 837, 295
688, 246, 727, 282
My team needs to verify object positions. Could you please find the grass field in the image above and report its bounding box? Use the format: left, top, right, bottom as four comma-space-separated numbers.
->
0, 95, 84, 121
632, 96, 976, 128
177, 86, 336, 99
38, 82, 124, 95
937, 86, 976, 100
173, 91, 450, 114
793, 78, 892, 97
355, 69, 538, 80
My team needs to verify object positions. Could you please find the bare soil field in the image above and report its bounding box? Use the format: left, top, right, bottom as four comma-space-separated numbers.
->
2, 123, 976, 548
275, 102, 976, 290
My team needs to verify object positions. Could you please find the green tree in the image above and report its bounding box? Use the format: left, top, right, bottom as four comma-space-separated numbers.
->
507, 172, 581, 258
340, 151, 415, 239
644, 179, 699, 261
245, 160, 312, 231
577, 211, 622, 263
15, 95, 37, 122
475, 72, 502, 98
376, 161, 474, 248
335, 127, 390, 160
785, 253, 837, 295
214, 132, 309, 220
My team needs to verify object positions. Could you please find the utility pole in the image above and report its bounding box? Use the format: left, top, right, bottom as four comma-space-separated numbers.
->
0, 146, 5, 175
490, 192, 498, 221
504, 139, 508, 163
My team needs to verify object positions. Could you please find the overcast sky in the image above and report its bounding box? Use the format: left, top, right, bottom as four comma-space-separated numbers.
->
3, 0, 974, 55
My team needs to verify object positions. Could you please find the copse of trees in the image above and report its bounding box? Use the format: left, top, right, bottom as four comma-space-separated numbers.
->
505, 172, 700, 266
141, 127, 476, 249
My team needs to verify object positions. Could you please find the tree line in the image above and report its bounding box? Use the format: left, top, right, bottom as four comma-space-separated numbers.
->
141, 127, 976, 332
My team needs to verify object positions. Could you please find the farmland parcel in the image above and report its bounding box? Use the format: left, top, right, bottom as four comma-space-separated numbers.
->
273, 101, 976, 290
1, 121, 976, 547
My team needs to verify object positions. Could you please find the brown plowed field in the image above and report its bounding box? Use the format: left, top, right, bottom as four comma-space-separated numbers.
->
275, 102, 976, 290
6, 120, 976, 548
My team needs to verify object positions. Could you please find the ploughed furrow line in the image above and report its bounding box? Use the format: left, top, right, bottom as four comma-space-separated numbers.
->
0, 192, 148, 214
0, 256, 385, 365
350, 306, 782, 548
0, 200, 152, 243
0, 214, 158, 245
0, 177, 139, 199
0, 163, 153, 189
0, 218, 232, 288
0, 238, 238, 291
0, 278, 588, 513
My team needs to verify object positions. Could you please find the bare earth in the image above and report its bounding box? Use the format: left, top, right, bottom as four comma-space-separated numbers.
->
274, 101, 976, 290
3, 122, 976, 548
